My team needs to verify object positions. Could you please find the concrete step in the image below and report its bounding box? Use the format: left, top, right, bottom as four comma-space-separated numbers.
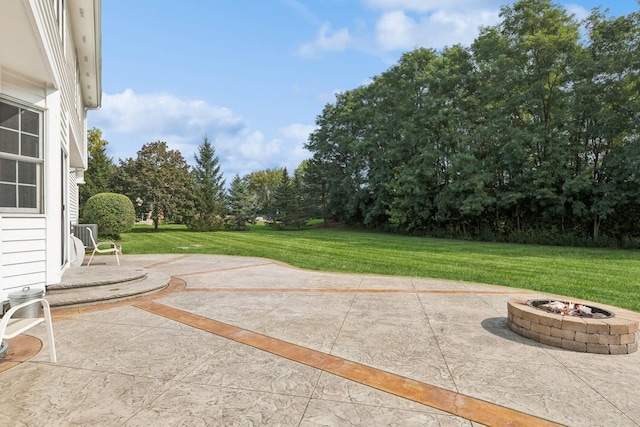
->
46, 269, 170, 308
48, 266, 148, 290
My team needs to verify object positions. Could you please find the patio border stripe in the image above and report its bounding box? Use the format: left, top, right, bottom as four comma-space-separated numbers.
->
134, 300, 562, 427
0, 335, 42, 373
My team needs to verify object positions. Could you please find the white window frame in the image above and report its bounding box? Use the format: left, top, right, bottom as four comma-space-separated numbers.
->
0, 97, 44, 214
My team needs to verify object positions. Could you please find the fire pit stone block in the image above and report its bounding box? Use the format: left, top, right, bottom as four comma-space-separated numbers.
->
561, 316, 587, 332
586, 320, 610, 334
507, 298, 638, 354
586, 343, 609, 354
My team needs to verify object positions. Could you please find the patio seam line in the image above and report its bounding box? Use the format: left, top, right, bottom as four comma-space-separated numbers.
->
133, 300, 563, 427
182, 287, 534, 294
174, 262, 276, 278
144, 254, 193, 269
545, 355, 638, 426
415, 292, 459, 395
329, 292, 359, 356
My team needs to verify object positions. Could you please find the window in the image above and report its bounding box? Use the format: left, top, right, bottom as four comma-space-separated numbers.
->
0, 99, 43, 213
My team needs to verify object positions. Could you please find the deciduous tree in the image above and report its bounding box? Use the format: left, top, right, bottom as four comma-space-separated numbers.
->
114, 141, 192, 231
245, 168, 285, 216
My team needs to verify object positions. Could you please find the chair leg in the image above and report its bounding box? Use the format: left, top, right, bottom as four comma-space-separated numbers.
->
42, 300, 57, 362
87, 248, 96, 266
115, 249, 120, 265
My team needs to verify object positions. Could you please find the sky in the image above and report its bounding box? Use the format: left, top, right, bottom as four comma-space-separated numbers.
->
89, 0, 639, 180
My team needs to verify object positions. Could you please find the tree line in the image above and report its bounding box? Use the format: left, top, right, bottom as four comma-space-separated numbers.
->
82, 0, 640, 247
80, 129, 313, 232
305, 0, 640, 246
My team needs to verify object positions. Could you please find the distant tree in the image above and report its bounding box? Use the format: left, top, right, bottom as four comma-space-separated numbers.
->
114, 141, 192, 231
79, 128, 115, 211
111, 157, 145, 220
293, 160, 316, 219
269, 168, 309, 230
301, 158, 329, 222
572, 9, 640, 238
189, 136, 226, 231
245, 167, 285, 216
226, 174, 257, 230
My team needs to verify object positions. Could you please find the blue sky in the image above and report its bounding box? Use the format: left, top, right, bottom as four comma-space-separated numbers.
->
89, 0, 639, 180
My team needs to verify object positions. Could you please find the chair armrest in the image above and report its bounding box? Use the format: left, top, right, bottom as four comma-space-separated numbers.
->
0, 298, 56, 362
1, 298, 44, 319
0, 298, 48, 339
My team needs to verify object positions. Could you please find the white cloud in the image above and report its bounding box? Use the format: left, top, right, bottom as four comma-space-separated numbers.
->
293, 1, 501, 58
363, 0, 450, 13
281, 0, 321, 25
280, 123, 316, 141
218, 125, 313, 177
96, 89, 244, 136
89, 90, 314, 179
376, 10, 417, 51
375, 7, 499, 51
275, 124, 315, 172
362, 0, 500, 12
563, 4, 591, 21
297, 23, 352, 58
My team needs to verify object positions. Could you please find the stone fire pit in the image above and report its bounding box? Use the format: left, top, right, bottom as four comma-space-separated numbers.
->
507, 298, 639, 354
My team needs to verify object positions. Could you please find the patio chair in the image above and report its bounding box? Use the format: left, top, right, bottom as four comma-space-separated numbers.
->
86, 227, 121, 266
0, 298, 57, 362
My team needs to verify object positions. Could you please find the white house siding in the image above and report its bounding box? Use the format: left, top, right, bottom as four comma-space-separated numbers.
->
0, 216, 47, 303
0, 0, 100, 303
69, 170, 79, 225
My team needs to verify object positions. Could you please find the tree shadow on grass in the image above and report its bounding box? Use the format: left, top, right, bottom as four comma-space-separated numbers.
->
127, 226, 192, 233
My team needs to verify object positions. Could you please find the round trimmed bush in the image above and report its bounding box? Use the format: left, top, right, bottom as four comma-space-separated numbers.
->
82, 193, 135, 238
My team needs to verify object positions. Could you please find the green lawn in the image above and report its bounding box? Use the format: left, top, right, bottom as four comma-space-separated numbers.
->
119, 223, 640, 312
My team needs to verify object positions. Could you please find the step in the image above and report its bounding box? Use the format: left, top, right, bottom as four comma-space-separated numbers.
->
45, 271, 170, 308
48, 266, 148, 291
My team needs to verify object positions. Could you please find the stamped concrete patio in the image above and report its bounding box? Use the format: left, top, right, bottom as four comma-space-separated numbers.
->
1, 254, 639, 426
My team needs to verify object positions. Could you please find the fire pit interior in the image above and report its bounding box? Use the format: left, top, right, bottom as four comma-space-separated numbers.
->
507, 298, 638, 355
527, 299, 613, 319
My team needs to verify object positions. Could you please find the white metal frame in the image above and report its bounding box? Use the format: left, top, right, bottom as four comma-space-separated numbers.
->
86, 227, 121, 266
0, 298, 56, 362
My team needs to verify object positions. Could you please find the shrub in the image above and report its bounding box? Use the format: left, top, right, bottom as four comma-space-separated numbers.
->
82, 193, 135, 239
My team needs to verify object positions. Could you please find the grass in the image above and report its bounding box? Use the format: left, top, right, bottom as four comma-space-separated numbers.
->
119, 223, 640, 312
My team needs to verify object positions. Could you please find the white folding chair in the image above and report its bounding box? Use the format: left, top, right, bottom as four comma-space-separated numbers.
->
86, 227, 121, 266
0, 298, 57, 362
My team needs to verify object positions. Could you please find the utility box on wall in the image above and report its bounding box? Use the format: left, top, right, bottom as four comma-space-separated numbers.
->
71, 224, 98, 250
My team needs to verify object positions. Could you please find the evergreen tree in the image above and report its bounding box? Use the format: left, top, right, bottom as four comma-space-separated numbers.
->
269, 168, 309, 230
189, 135, 227, 231
79, 128, 115, 212
226, 174, 257, 230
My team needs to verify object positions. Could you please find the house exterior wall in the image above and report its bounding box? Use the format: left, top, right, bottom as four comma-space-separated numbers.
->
0, 216, 47, 302
0, 0, 101, 305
